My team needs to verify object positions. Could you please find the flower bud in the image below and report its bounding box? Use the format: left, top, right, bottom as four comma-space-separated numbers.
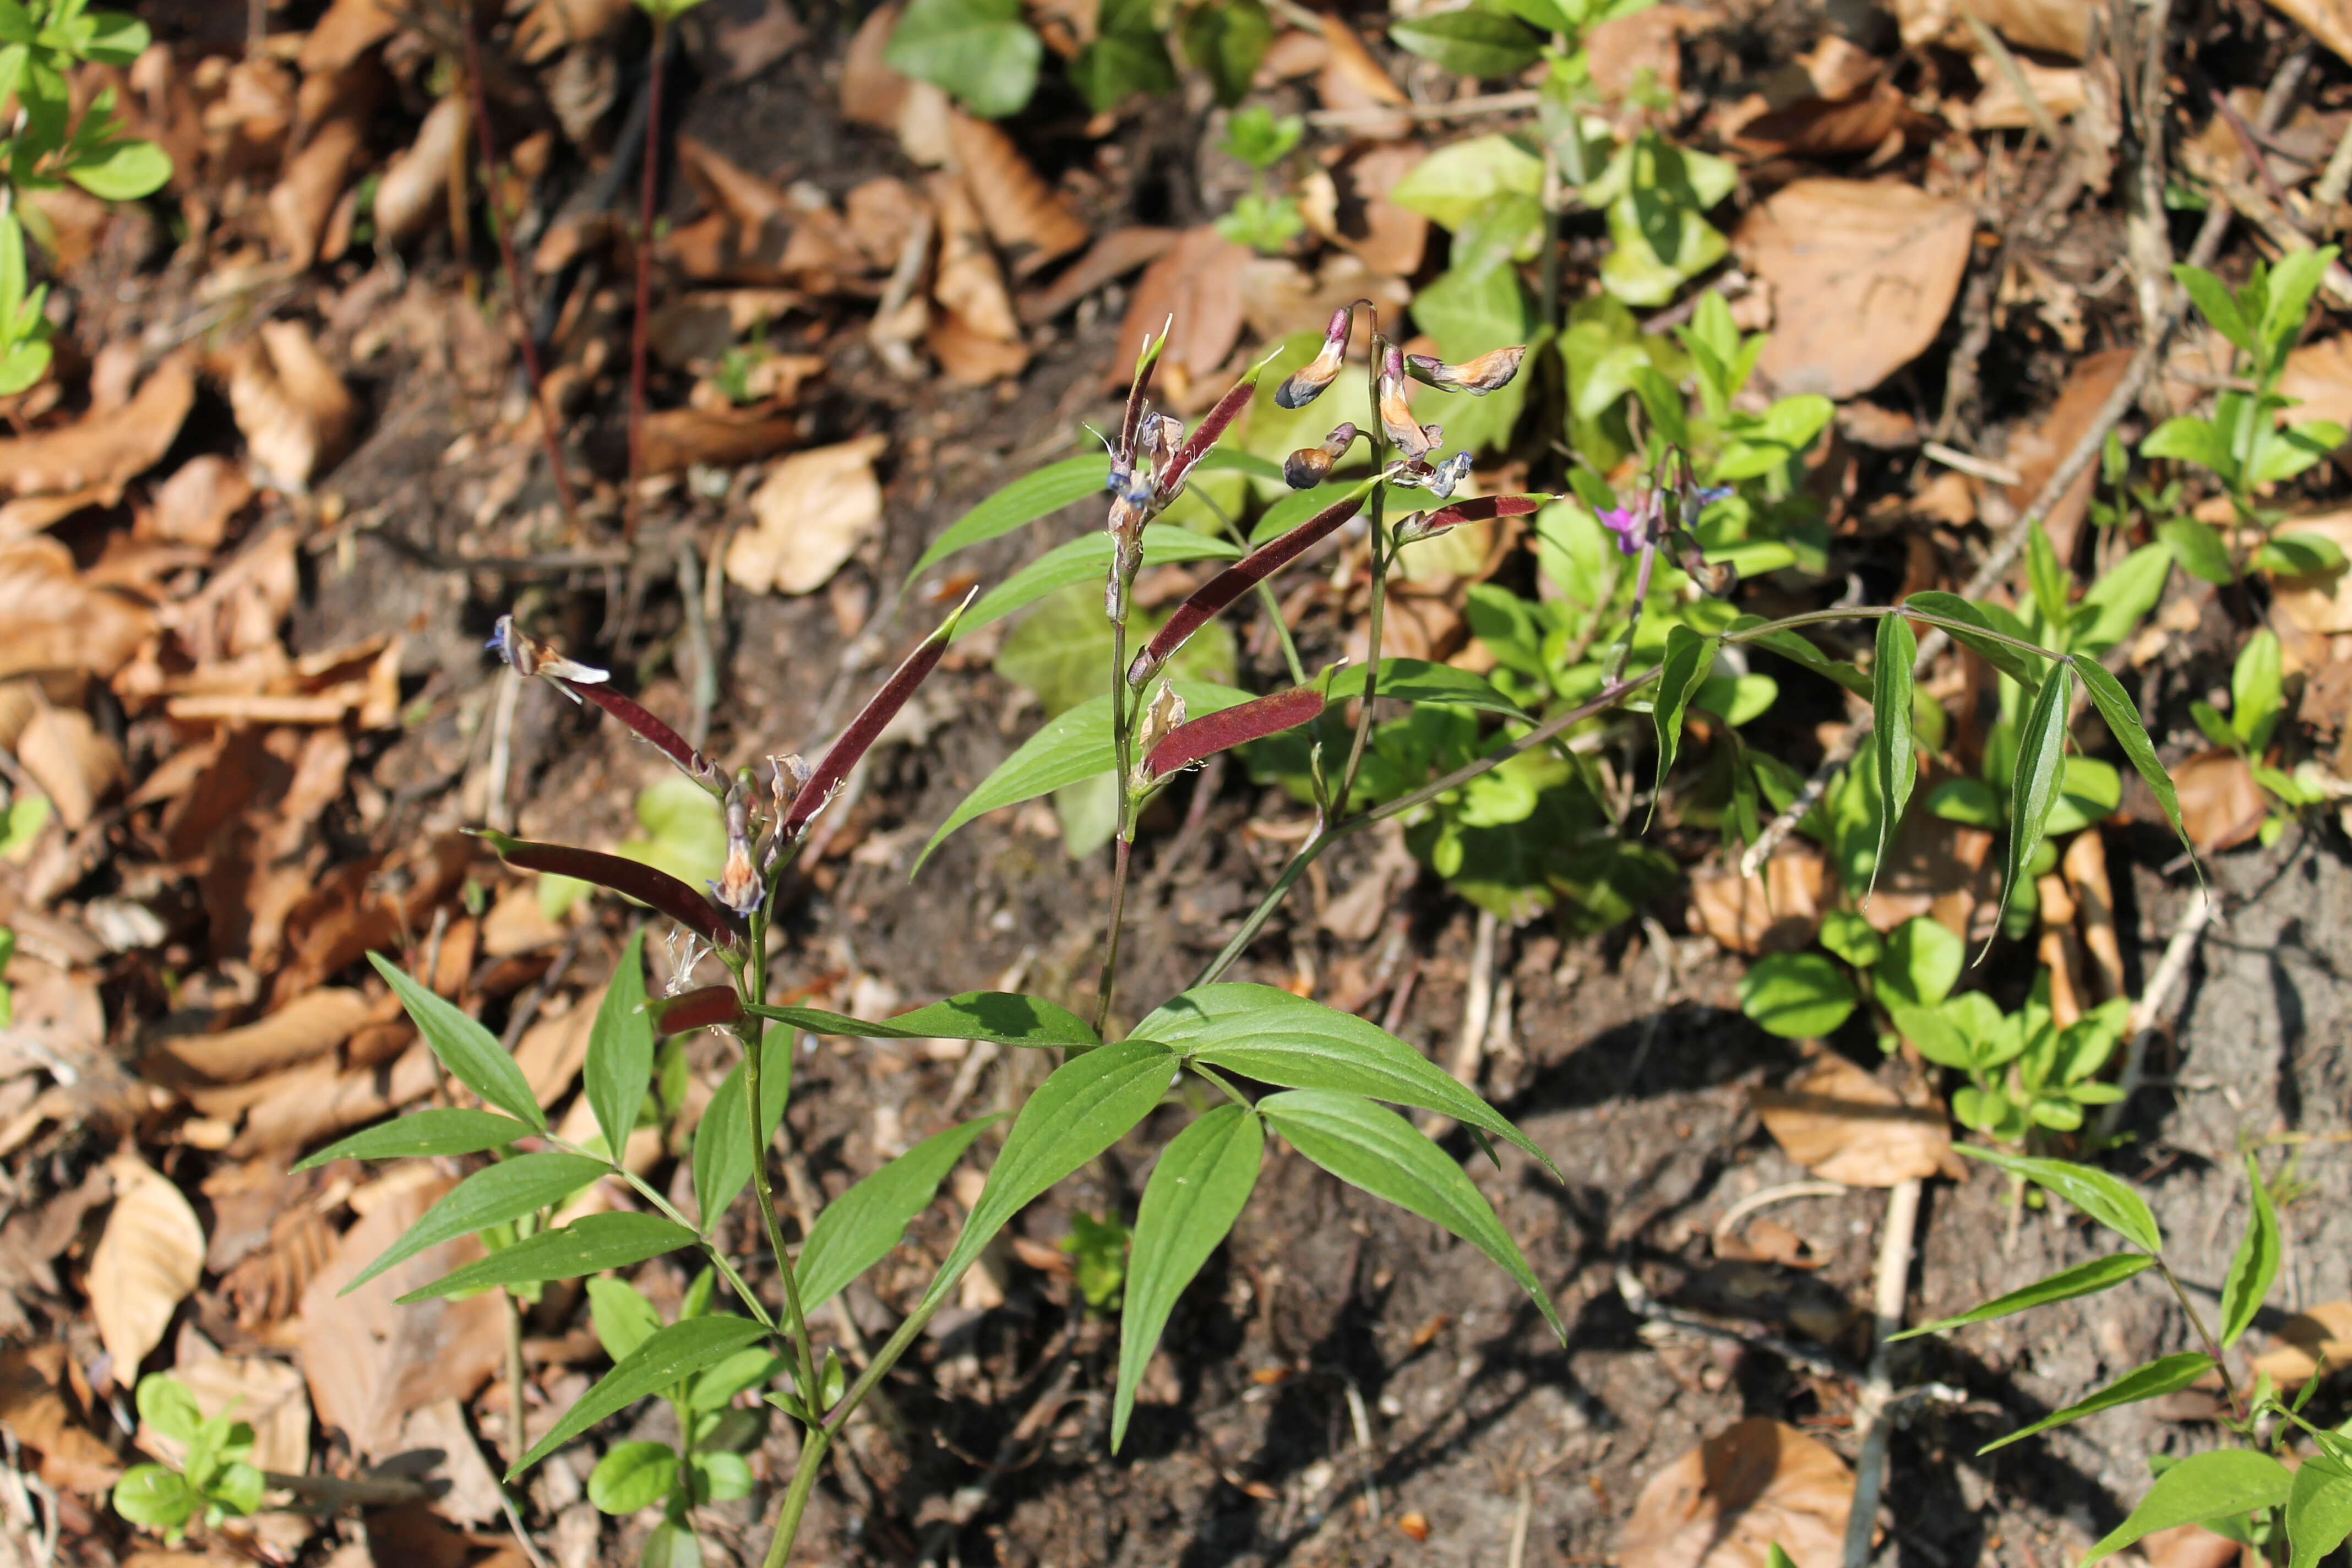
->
1273, 306, 1352, 410
1404, 345, 1527, 397
1375, 344, 1441, 461
1140, 411, 1184, 476
1281, 422, 1362, 489
711, 778, 763, 916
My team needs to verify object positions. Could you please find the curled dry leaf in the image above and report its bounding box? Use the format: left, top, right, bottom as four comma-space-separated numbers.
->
1114, 226, 1251, 396
0, 1342, 122, 1494
1736, 179, 1974, 400
1619, 1417, 1853, 1568
2174, 748, 2267, 853
222, 322, 358, 490
928, 312, 1032, 384
0, 540, 161, 680
1752, 1052, 1955, 1187
144, 455, 255, 548
0, 355, 194, 499
841, 3, 909, 129
372, 93, 467, 252
1724, 80, 1935, 160
298, 0, 400, 75
1689, 847, 1826, 955
1020, 225, 1178, 324
2003, 346, 2133, 559
1317, 13, 1410, 140
725, 434, 888, 595
1968, 58, 2087, 130
90, 1153, 209, 1381
950, 111, 1088, 278
155, 988, 376, 1084
297, 1174, 505, 1459
1892, 0, 2089, 57
17, 706, 124, 830
269, 102, 372, 270
637, 403, 801, 475
929, 171, 1021, 344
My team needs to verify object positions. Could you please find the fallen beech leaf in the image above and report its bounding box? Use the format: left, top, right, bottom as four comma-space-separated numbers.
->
156, 988, 376, 1084
1114, 226, 1250, 393
1893, 0, 2089, 57
844, 176, 929, 269
0, 956, 104, 1082
2278, 334, 2352, 437
2174, 748, 2267, 853
223, 1039, 439, 1158
841, 3, 910, 128
1020, 225, 1178, 323
1620, 1417, 1853, 1568
2248, 1299, 2352, 1385
930, 171, 1020, 343
1587, 6, 1695, 100
2138, 1523, 2250, 1568
2003, 346, 2133, 560
1317, 13, 1409, 140
2262, 0, 2352, 68
1316, 143, 1429, 277
677, 134, 787, 241
1725, 81, 1935, 159
222, 321, 358, 489
297, 1174, 505, 1459
372, 94, 468, 251
17, 706, 124, 829
1969, 58, 2087, 130
1689, 848, 1826, 955
516, 0, 635, 63
0, 538, 155, 680
1753, 1052, 1953, 1187
0, 1343, 122, 1494
726, 434, 888, 595
0, 355, 194, 498
269, 108, 370, 269
144, 455, 254, 548
716, 0, 808, 80
514, 983, 605, 1108
298, 0, 399, 74
950, 111, 1087, 277
90, 1153, 208, 1381
167, 1351, 311, 1475
2269, 510, 2352, 634
0, 483, 121, 540
638, 403, 800, 474
1737, 179, 1974, 399
928, 309, 1032, 383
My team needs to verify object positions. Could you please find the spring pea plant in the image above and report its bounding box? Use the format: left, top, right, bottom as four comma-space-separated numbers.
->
1213, 105, 1305, 256
0, 0, 171, 393
285, 303, 2203, 1566
112, 1375, 265, 1543
1898, 1147, 2352, 1566
2190, 627, 2335, 846
1890, 976, 2130, 1142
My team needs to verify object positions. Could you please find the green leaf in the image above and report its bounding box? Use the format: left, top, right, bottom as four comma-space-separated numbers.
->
2173, 264, 2253, 353
907, 453, 1106, 582
689, 1448, 753, 1503
1818, 908, 1882, 969
1727, 618, 1871, 699
2071, 542, 2175, 656
1178, 0, 1272, 106
1875, 917, 1962, 1010
958, 529, 1240, 636
2143, 415, 2236, 474
2071, 656, 2195, 868
1320, 657, 1531, 720
1991, 663, 2073, 948
2256, 530, 2348, 576
1892, 1253, 2155, 1341
997, 582, 1234, 716
399, 1213, 697, 1303
2159, 516, 2236, 585
1981, 1351, 2216, 1456
796, 1115, 1002, 1313
112, 1464, 199, 1532
752, 991, 1096, 1049
912, 1039, 1179, 1321
588, 1441, 678, 1515
1389, 134, 1544, 232
67, 137, 169, 200
587, 1277, 662, 1363
79, 10, 151, 66
914, 680, 1250, 869
1260, 1089, 1563, 1341
2287, 1457, 2352, 1568
643, 1521, 704, 1568
2082, 1449, 2295, 1564
367, 952, 546, 1131
1113, 1105, 1264, 1452
1868, 612, 1918, 900
2231, 628, 2283, 754
1738, 952, 1856, 1038
2218, 1152, 2280, 1348
1130, 983, 1561, 1180
510, 1315, 770, 1478
687, 1346, 782, 1410
1389, 7, 1540, 76
1069, 0, 1175, 112
1901, 592, 2046, 692
2024, 521, 2070, 628
291, 1108, 533, 1173
692, 1026, 792, 1227
883, 0, 1041, 118
344, 1152, 605, 1295
137, 1375, 202, 1442
586, 929, 654, 1163
1958, 1146, 2163, 1251
1648, 626, 1718, 821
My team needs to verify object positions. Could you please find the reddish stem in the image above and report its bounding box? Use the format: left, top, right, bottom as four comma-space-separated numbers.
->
626, 13, 669, 535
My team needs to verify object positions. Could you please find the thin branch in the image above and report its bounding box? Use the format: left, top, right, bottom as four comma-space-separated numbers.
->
1841, 1177, 1924, 1568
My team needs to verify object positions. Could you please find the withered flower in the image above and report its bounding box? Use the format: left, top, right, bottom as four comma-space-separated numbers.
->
488, 614, 609, 699
711, 777, 762, 916
1282, 422, 1362, 489
1133, 680, 1187, 783
1375, 344, 1441, 462
1404, 345, 1527, 397
1273, 306, 1352, 410
767, 753, 812, 820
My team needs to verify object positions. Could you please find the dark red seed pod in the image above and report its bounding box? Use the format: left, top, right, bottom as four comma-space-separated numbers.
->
1414, 493, 1544, 536
1127, 486, 1370, 686
647, 985, 744, 1036
570, 683, 723, 791
1117, 320, 1169, 465
1143, 687, 1326, 780
473, 830, 741, 946
1161, 355, 1271, 498
780, 591, 971, 841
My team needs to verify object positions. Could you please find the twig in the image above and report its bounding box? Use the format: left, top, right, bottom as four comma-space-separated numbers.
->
1343, 1378, 1381, 1527
1712, 1179, 1849, 1246
1920, 441, 2022, 487
484, 662, 521, 835
1965, 14, 2061, 149
1505, 1478, 1532, 1568
1615, 1265, 1861, 1380
1304, 89, 1539, 129
1841, 1177, 1923, 1568
676, 539, 718, 752
2094, 888, 2214, 1141
2316, 113, 2352, 211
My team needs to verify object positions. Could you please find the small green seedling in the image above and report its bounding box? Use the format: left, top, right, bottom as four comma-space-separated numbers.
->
113, 1375, 265, 1543
1891, 976, 2128, 1142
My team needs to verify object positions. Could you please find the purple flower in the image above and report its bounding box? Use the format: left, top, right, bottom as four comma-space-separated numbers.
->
1599, 505, 1647, 555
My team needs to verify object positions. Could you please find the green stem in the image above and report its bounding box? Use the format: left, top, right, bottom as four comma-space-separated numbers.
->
738, 907, 821, 1403
1095, 827, 1135, 1036
542, 1134, 776, 1333
2155, 1258, 2246, 1423
1095, 563, 1139, 1033
763, 1425, 830, 1568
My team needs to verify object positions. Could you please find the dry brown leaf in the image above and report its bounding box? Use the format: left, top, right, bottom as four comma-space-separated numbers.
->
514, 985, 603, 1108
2137, 1524, 2248, 1568
2263, 0, 2352, 69
637, 404, 799, 475
144, 455, 254, 548
0, 954, 104, 1081
1753, 1053, 1954, 1187
930, 171, 1020, 342
157, 989, 375, 1084
0, 355, 193, 498
843, 176, 928, 269
1587, 6, 1695, 100
1715, 1215, 1825, 1270
2002, 346, 2133, 560
716, 0, 808, 80
949, 111, 1087, 277
298, 0, 399, 74
0, 1342, 122, 1494
481, 884, 569, 957
2250, 1299, 2352, 1385
222, 322, 357, 490
269, 110, 369, 270
648, 288, 807, 367
1739, 181, 1973, 400
90, 1153, 208, 1381
2175, 748, 2269, 853
928, 310, 1032, 384
1114, 226, 1250, 394
17, 706, 124, 830
1688, 849, 1826, 955
1317, 14, 1409, 140
841, 3, 908, 128
516, 0, 635, 62
2269, 510, 2352, 634
167, 1351, 311, 1474
1725, 82, 1934, 160
1620, 1417, 1853, 1568
1893, 0, 2089, 57
677, 134, 787, 239
1019, 225, 1178, 324
1316, 143, 1429, 277
1968, 58, 2086, 130
0, 483, 120, 540
2279, 335, 2352, 434
373, 94, 468, 252
297, 1174, 505, 1459
725, 434, 888, 595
